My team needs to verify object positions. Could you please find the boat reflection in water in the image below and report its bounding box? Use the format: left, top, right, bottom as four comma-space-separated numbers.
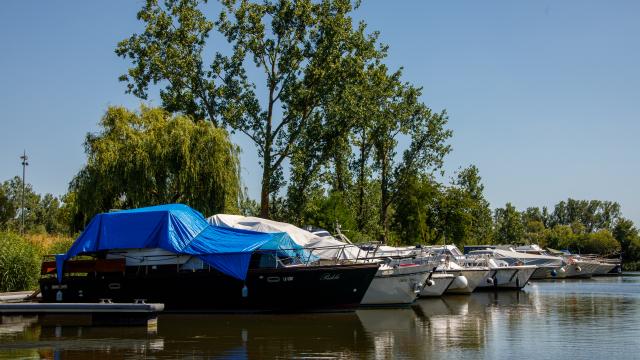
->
357, 291, 534, 359
2, 276, 639, 359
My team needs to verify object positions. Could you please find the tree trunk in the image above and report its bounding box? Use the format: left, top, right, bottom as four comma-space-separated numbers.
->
260, 162, 270, 218
260, 80, 276, 219
380, 146, 389, 243
356, 129, 367, 231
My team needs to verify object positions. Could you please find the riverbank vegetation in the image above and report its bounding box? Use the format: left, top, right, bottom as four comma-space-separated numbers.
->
1, 0, 638, 291
0, 232, 72, 292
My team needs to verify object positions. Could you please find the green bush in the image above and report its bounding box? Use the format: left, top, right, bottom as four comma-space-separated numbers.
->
622, 261, 640, 272
0, 232, 40, 292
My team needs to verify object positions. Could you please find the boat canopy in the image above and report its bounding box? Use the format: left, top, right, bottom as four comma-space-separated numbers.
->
56, 204, 302, 281
469, 248, 564, 266
208, 214, 361, 260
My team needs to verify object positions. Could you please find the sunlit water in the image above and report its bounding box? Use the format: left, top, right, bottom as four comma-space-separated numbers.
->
1, 274, 639, 359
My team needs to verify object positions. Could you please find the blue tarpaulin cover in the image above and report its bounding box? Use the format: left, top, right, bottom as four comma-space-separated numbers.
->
56, 204, 300, 281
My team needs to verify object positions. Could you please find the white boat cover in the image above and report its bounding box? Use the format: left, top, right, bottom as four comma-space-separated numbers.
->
207, 214, 361, 260
471, 248, 564, 265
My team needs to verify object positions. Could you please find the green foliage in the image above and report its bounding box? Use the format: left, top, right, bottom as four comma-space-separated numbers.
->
70, 106, 241, 221
0, 187, 15, 227
0, 232, 40, 292
549, 199, 620, 232
303, 190, 357, 234
579, 229, 620, 255
119, 0, 387, 218
392, 175, 439, 245
371, 78, 451, 240
0, 232, 75, 292
1, 177, 41, 231
494, 203, 524, 245
116, 0, 240, 126
1, 177, 67, 234
623, 261, 640, 271
391, 166, 493, 247
614, 218, 640, 261
451, 166, 493, 244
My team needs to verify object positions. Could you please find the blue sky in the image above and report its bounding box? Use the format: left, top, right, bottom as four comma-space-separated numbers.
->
1, 1, 638, 223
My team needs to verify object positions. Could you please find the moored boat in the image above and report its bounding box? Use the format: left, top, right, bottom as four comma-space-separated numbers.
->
40, 204, 380, 313
425, 246, 489, 294
464, 250, 537, 290
592, 262, 617, 275
360, 263, 431, 306
208, 214, 430, 306
419, 273, 455, 297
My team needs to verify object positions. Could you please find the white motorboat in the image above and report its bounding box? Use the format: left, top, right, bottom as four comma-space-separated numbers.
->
435, 262, 488, 294
419, 273, 456, 297
361, 262, 431, 306
425, 245, 490, 294
511, 245, 567, 279
592, 262, 617, 275
464, 250, 537, 290
208, 215, 431, 306
561, 256, 599, 278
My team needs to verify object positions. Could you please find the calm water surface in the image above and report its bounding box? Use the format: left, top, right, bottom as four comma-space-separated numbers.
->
1, 274, 639, 359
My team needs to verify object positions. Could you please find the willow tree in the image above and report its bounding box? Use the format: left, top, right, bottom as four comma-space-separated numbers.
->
70, 106, 240, 221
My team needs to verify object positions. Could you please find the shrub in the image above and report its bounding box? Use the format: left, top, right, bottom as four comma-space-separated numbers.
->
0, 232, 40, 292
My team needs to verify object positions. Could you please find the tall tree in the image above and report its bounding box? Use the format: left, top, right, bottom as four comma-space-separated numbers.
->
392, 174, 439, 245
70, 106, 240, 220
550, 198, 620, 232
453, 165, 493, 243
371, 80, 451, 241
494, 202, 524, 244
1, 177, 41, 231
0, 187, 15, 228
217, 0, 384, 217
118, 0, 385, 218
613, 217, 640, 260
116, 0, 253, 127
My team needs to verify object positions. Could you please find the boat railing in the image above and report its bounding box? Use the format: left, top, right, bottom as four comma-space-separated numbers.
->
42, 242, 442, 275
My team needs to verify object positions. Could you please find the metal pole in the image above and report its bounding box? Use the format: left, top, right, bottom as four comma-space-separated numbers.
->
20, 150, 28, 234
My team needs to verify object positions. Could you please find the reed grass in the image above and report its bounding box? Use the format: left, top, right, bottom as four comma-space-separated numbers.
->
0, 232, 74, 292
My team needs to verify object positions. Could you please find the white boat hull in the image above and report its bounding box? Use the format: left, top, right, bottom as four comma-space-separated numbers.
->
592, 263, 617, 275
419, 273, 455, 297
530, 265, 563, 279
476, 266, 536, 289
562, 262, 599, 278
445, 269, 489, 294
361, 264, 431, 305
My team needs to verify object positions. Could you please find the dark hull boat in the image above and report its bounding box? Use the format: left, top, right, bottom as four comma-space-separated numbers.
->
40, 204, 379, 313
40, 258, 378, 312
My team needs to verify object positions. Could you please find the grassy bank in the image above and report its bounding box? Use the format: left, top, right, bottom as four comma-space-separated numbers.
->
0, 232, 73, 292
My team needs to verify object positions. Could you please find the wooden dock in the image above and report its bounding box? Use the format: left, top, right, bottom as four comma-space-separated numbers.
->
0, 301, 164, 326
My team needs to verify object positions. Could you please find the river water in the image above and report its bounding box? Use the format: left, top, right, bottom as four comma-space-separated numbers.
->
1, 274, 638, 359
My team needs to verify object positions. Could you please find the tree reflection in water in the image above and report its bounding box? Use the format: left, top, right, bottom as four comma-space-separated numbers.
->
1, 276, 639, 359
